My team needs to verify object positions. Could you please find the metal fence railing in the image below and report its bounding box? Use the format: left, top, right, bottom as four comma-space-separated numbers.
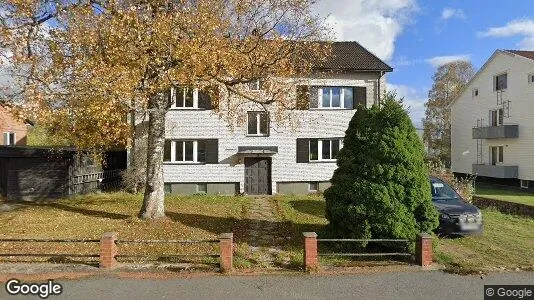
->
317, 238, 412, 257
0, 238, 100, 259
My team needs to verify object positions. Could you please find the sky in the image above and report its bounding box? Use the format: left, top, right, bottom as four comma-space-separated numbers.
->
313, 0, 534, 128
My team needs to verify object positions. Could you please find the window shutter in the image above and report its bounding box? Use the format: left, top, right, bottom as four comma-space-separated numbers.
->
296, 85, 310, 110
198, 90, 213, 110
296, 138, 309, 163
167, 88, 175, 107
204, 139, 219, 164
309, 86, 319, 108
353, 87, 367, 109
163, 140, 171, 162
3, 132, 8, 146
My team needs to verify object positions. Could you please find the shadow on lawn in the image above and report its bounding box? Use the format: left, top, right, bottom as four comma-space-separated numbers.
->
166, 212, 295, 247
30, 202, 131, 220
289, 200, 326, 219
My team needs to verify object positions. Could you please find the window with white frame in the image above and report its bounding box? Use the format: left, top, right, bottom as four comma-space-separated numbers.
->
521, 180, 529, 189
248, 79, 263, 91
490, 146, 503, 165
490, 108, 504, 126
247, 111, 269, 136
309, 138, 343, 161
309, 182, 319, 192
3, 132, 15, 146
318, 87, 353, 109
472, 88, 479, 97
167, 140, 206, 163
171, 87, 198, 108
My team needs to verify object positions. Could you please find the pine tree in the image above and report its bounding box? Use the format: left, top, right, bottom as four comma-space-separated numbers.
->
325, 93, 439, 244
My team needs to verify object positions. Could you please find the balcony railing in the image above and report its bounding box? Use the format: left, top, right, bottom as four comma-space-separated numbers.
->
472, 124, 518, 139
472, 164, 518, 178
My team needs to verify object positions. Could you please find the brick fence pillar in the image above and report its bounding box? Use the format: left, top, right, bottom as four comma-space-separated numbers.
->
219, 233, 233, 273
303, 232, 318, 271
416, 233, 433, 267
100, 232, 118, 269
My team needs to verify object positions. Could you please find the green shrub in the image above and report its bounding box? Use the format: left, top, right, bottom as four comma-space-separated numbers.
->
324, 93, 439, 246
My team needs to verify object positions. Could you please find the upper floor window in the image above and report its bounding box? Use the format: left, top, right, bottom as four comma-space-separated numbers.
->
3, 132, 15, 146
472, 88, 479, 97
309, 138, 343, 161
318, 87, 354, 109
247, 112, 269, 136
171, 87, 198, 109
528, 73, 534, 84
490, 108, 504, 126
248, 79, 264, 91
494, 73, 507, 91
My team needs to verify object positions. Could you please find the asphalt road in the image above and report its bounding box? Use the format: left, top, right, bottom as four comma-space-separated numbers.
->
2, 271, 533, 300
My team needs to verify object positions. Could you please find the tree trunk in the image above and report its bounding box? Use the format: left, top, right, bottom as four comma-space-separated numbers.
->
139, 93, 167, 219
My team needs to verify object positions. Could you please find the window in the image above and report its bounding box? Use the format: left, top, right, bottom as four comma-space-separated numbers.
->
309, 182, 319, 192
171, 87, 198, 108
472, 88, 479, 97
166, 140, 205, 163
3, 132, 15, 146
521, 180, 529, 189
529, 74, 534, 84
247, 112, 269, 136
248, 79, 263, 91
490, 146, 504, 165
318, 87, 354, 109
164, 139, 218, 164
196, 183, 207, 193
494, 73, 507, 91
309, 139, 343, 161
490, 109, 504, 126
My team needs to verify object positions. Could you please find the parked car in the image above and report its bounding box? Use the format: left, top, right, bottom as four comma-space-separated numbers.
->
430, 177, 483, 236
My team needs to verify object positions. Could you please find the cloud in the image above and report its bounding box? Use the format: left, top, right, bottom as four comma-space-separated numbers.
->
441, 8, 466, 20
313, 0, 418, 61
388, 83, 427, 127
425, 54, 471, 68
478, 19, 534, 50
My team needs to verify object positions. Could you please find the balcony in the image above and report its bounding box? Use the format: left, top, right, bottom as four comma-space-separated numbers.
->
472, 164, 518, 178
472, 125, 518, 139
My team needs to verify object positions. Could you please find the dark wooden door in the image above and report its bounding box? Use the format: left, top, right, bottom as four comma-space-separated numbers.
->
244, 157, 271, 195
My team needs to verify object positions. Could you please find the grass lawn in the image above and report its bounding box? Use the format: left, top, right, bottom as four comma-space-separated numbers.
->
0, 193, 249, 265
435, 209, 534, 273
276, 195, 534, 272
475, 184, 534, 207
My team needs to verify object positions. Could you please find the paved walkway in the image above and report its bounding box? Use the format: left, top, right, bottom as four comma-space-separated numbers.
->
243, 196, 288, 268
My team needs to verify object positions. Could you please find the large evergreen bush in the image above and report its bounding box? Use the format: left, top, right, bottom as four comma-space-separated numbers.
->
324, 93, 439, 244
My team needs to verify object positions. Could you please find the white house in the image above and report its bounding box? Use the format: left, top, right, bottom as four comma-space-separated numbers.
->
162, 42, 392, 195
451, 50, 534, 189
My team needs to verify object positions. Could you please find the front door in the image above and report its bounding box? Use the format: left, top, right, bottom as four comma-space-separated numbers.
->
244, 157, 271, 195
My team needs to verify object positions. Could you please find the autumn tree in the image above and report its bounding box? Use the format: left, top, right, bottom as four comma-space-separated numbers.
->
423, 60, 474, 167
0, 0, 329, 219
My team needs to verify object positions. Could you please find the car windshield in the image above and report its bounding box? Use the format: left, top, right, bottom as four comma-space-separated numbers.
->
430, 180, 459, 200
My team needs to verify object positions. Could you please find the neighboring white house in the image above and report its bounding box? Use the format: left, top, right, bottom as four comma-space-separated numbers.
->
451, 50, 534, 189
162, 42, 392, 195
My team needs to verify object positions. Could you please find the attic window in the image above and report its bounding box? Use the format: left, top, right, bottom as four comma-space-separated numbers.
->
472, 88, 479, 97
529, 73, 534, 84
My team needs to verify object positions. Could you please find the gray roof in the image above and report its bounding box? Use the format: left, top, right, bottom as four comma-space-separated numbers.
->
313, 41, 393, 72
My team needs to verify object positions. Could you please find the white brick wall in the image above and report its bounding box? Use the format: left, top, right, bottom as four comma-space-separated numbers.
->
164, 72, 385, 193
